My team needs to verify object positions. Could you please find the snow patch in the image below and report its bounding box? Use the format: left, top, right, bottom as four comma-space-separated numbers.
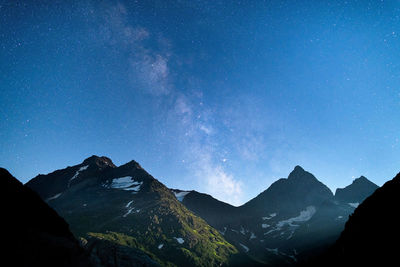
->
262, 224, 270, 229
173, 191, 190, 202
46, 193, 62, 201
262, 213, 277, 220
126, 200, 134, 208
348, 202, 359, 208
239, 243, 249, 253
158, 244, 164, 249
276, 206, 316, 227
174, 237, 184, 244
123, 184, 142, 192
110, 176, 143, 192
264, 206, 316, 239
68, 165, 89, 186
123, 208, 135, 217
249, 232, 256, 240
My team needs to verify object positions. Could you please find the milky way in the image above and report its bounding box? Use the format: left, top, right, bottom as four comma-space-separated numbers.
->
1, 0, 400, 205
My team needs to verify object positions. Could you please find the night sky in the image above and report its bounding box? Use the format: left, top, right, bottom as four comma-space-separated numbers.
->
1, 0, 400, 205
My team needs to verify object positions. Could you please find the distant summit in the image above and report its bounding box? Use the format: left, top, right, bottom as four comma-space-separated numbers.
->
315, 172, 400, 266
291, 165, 305, 173
243, 165, 333, 214
335, 175, 378, 203
172, 165, 381, 264
82, 155, 116, 168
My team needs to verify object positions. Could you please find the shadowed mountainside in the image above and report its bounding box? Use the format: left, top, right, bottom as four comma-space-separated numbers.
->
26, 155, 257, 267
308, 171, 400, 266
172, 166, 378, 264
1, 167, 91, 267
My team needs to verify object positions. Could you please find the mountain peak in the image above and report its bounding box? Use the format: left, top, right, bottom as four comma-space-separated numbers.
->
120, 159, 143, 170
82, 155, 116, 168
293, 165, 305, 172
335, 175, 379, 203
353, 175, 371, 184
287, 165, 314, 181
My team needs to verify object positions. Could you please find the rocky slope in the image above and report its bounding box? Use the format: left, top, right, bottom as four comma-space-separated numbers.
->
26, 155, 246, 267
171, 166, 378, 265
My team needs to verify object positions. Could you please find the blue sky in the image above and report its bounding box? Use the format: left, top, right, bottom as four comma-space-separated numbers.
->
1, 0, 400, 205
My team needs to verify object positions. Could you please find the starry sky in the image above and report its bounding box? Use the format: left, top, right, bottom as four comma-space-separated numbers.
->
1, 0, 400, 205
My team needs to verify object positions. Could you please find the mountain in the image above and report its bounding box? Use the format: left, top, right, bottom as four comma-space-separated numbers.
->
171, 166, 378, 265
290, 175, 379, 259
311, 171, 400, 266
171, 189, 238, 227
23, 155, 381, 266
1, 167, 91, 267
26, 155, 248, 267
241, 165, 333, 217
335, 175, 378, 203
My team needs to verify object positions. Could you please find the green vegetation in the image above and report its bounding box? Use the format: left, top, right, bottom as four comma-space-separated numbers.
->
31, 159, 240, 266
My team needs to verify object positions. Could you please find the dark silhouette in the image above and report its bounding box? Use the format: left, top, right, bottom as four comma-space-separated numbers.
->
1, 167, 91, 267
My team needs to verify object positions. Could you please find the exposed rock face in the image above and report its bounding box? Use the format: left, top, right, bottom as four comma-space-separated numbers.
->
1, 167, 91, 267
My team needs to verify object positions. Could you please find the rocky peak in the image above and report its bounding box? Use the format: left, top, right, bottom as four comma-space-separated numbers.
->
352, 176, 373, 185
288, 165, 318, 183
82, 155, 116, 168
119, 159, 143, 170
242, 166, 333, 214
335, 176, 379, 203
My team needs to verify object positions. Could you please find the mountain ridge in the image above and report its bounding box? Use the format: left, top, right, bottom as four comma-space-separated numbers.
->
169, 165, 379, 264
24, 156, 382, 266
26, 155, 253, 267
309, 171, 400, 266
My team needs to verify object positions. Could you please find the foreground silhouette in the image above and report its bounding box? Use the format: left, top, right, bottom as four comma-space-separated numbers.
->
308, 171, 400, 266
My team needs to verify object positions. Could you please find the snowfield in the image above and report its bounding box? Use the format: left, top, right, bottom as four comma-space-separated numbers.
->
109, 176, 143, 192
277, 206, 316, 227
264, 206, 316, 239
